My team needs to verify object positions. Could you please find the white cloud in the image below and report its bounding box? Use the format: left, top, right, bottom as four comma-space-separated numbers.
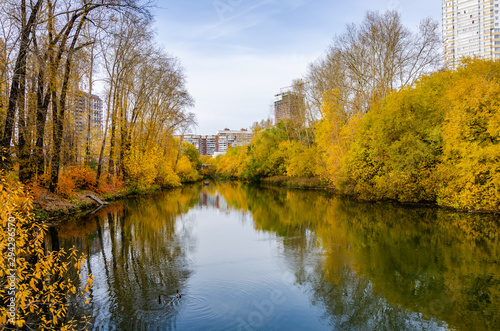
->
154, 0, 442, 135
180, 51, 316, 134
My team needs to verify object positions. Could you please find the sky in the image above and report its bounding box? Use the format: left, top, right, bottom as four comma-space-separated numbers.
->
152, 0, 442, 135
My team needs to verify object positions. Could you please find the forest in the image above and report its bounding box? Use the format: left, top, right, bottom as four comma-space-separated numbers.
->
1, 3, 499, 328
1, 5, 497, 213
0, 0, 198, 199
0, 0, 199, 329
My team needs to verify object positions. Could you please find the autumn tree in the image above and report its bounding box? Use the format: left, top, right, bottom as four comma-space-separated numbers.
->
437, 60, 500, 211
98, 13, 194, 184
0, 0, 153, 189
0, 174, 93, 329
307, 10, 440, 118
328, 58, 500, 210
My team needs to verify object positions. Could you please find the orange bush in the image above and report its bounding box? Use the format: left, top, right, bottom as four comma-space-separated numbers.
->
56, 171, 77, 198
68, 165, 97, 190
55, 165, 98, 198
97, 174, 125, 195
27, 182, 44, 201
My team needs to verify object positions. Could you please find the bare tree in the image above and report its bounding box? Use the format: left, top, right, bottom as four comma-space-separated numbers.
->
96, 13, 194, 182
307, 10, 441, 118
0, 0, 153, 186
0, 0, 42, 168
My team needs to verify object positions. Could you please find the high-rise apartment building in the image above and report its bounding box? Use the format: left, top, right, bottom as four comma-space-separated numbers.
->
74, 92, 103, 135
443, 0, 500, 68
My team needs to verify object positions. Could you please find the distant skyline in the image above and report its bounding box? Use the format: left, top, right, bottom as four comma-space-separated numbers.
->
153, 0, 441, 134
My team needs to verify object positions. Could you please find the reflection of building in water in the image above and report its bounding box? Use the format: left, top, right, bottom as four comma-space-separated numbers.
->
199, 192, 229, 212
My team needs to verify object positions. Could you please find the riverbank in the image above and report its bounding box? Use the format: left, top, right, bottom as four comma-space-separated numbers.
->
31, 174, 499, 224
256, 176, 500, 214
31, 184, 164, 223
31, 186, 109, 223
260, 176, 328, 190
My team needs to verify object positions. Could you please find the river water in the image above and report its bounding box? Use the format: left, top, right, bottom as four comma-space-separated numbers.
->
54, 182, 500, 330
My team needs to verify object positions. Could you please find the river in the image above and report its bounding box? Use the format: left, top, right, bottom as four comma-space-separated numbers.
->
52, 182, 500, 330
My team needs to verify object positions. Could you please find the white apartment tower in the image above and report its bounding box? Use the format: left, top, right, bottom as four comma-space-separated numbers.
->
443, 0, 500, 68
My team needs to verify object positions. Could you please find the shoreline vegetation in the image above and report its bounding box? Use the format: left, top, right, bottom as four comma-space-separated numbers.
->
2, 4, 500, 329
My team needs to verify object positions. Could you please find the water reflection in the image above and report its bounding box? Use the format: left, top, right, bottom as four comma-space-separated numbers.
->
56, 182, 500, 330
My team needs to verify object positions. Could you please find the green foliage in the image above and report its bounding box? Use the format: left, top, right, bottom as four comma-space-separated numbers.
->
175, 154, 201, 183
215, 123, 318, 181
182, 142, 202, 171
246, 127, 288, 179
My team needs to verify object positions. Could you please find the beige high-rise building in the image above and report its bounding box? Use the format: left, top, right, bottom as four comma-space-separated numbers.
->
443, 0, 500, 68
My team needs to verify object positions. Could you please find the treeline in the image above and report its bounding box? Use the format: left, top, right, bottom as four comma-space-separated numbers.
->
215, 12, 500, 212
0, 0, 199, 196
0, 1, 203, 328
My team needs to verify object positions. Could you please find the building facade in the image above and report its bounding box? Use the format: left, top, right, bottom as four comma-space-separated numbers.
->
175, 129, 253, 156
443, 0, 500, 68
216, 128, 252, 146
74, 92, 103, 135
273, 91, 304, 124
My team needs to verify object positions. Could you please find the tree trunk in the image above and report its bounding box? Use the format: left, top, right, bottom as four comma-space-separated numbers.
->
96, 84, 113, 182
85, 46, 95, 163
108, 90, 118, 176
49, 11, 87, 191
0, 0, 42, 168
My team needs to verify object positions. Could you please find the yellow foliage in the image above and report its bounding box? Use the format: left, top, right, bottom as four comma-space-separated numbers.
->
438, 63, 500, 210
315, 89, 358, 183
124, 144, 181, 189
216, 145, 250, 178
285, 141, 317, 178
175, 154, 200, 182
0, 173, 92, 329
317, 58, 500, 210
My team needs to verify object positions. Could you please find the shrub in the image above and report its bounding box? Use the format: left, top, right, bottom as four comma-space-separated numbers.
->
56, 165, 97, 198
97, 174, 125, 196
0, 173, 93, 329
69, 165, 97, 190
175, 155, 200, 182
56, 171, 77, 198
124, 144, 181, 190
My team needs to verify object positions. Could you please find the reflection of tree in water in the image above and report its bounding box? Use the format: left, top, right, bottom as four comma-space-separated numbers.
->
58, 187, 201, 330
217, 183, 500, 330
56, 182, 499, 330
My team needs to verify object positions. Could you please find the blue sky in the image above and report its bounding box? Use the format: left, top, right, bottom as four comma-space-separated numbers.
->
153, 0, 441, 134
